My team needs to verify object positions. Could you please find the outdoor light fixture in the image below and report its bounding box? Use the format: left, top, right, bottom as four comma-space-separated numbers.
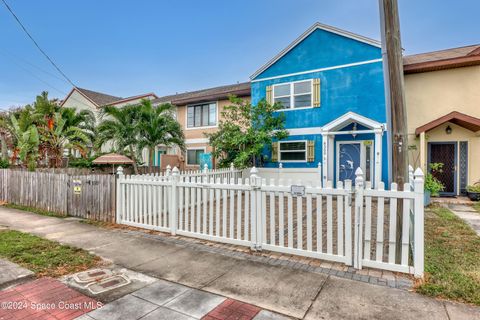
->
446, 125, 452, 134
352, 122, 358, 138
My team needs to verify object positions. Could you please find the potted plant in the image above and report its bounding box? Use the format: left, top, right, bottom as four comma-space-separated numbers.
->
466, 183, 480, 201
424, 163, 445, 206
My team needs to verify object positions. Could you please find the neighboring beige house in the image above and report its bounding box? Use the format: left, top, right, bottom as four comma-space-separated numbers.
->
152, 82, 250, 170
61, 87, 158, 157
61, 87, 157, 119
404, 44, 480, 195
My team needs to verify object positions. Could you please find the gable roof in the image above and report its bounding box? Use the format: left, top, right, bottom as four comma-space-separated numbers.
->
61, 87, 157, 108
250, 22, 381, 80
415, 111, 480, 135
152, 82, 250, 106
404, 44, 480, 74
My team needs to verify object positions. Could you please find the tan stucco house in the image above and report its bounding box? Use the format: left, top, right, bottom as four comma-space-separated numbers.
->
404, 45, 480, 195
152, 82, 250, 170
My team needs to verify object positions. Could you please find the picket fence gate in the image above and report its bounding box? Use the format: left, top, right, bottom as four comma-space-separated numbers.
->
116, 165, 424, 278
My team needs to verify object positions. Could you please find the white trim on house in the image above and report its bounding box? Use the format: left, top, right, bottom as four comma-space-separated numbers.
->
186, 138, 210, 144
321, 112, 384, 189
250, 22, 381, 80
278, 140, 308, 163
322, 111, 384, 132
251, 59, 382, 83
185, 101, 219, 130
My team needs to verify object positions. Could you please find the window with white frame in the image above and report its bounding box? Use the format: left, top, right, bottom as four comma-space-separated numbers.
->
187, 103, 217, 128
273, 80, 312, 109
279, 141, 307, 162
187, 149, 205, 165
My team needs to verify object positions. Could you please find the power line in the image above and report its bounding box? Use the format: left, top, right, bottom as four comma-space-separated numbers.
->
1, 0, 76, 87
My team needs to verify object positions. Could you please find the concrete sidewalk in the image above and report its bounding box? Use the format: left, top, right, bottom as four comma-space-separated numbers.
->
0, 206, 479, 319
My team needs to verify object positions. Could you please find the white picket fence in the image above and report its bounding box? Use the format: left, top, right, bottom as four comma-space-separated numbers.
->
116, 165, 424, 278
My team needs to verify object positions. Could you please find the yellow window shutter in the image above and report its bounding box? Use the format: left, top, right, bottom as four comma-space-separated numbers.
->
313, 78, 321, 107
307, 140, 315, 162
266, 85, 273, 105
271, 141, 279, 162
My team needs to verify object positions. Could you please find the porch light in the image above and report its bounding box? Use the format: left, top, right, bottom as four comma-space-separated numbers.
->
352, 122, 358, 138
445, 125, 452, 134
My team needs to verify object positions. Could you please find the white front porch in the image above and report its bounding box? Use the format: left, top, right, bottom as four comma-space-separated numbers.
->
321, 112, 385, 188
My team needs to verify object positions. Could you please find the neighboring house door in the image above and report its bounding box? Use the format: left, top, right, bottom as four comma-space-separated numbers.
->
428, 142, 457, 196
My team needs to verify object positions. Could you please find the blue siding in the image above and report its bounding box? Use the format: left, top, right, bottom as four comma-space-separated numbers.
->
251, 61, 386, 128
254, 28, 381, 80
252, 25, 388, 183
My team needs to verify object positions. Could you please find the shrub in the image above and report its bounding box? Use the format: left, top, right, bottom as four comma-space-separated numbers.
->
425, 163, 444, 197
0, 158, 9, 168
466, 184, 480, 193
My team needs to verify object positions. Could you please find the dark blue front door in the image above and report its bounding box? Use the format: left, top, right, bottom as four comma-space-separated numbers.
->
338, 143, 361, 183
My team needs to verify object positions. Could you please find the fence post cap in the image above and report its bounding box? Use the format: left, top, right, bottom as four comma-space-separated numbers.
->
317, 162, 321, 168
203, 163, 208, 172
279, 163, 283, 169
116, 166, 124, 175
250, 166, 258, 175
230, 163, 234, 171
414, 167, 424, 178
355, 167, 364, 176
172, 166, 180, 175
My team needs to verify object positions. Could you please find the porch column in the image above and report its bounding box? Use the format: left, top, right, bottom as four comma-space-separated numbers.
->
419, 132, 426, 171
374, 129, 383, 189
322, 133, 328, 186
328, 135, 334, 181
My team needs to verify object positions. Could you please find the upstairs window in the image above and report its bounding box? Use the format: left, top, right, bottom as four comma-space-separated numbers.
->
187, 103, 217, 128
273, 80, 312, 109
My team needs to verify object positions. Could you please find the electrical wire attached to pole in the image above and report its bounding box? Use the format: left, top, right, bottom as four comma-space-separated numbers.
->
1, 0, 76, 87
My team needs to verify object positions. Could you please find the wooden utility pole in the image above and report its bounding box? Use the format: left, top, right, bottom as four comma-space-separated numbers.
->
379, 0, 408, 263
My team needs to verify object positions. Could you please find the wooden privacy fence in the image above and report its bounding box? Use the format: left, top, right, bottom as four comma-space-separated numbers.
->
0, 169, 116, 221
116, 165, 425, 277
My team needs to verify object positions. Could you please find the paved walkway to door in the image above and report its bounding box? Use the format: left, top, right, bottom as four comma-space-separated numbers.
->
447, 204, 480, 236
0, 206, 478, 319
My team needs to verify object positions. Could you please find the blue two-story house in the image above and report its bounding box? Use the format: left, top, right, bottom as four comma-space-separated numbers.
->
251, 22, 388, 188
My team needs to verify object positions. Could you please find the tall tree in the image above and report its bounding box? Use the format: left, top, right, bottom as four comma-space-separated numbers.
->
4, 109, 39, 169
137, 100, 185, 170
206, 97, 288, 169
37, 109, 95, 167
96, 104, 142, 173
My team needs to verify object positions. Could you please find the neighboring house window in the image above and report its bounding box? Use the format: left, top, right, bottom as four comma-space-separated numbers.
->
187, 149, 205, 166
279, 141, 307, 162
187, 103, 217, 128
273, 80, 312, 109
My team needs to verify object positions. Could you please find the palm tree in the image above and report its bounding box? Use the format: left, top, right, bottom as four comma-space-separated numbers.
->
4, 109, 39, 168
37, 109, 95, 167
96, 104, 142, 173
137, 100, 185, 169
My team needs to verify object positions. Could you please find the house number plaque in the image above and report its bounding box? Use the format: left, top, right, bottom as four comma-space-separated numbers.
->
290, 185, 305, 197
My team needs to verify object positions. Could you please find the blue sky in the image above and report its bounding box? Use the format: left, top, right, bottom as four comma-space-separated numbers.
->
0, 0, 478, 109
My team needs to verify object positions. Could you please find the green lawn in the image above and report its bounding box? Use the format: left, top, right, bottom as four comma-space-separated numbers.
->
0, 230, 100, 277
417, 206, 480, 305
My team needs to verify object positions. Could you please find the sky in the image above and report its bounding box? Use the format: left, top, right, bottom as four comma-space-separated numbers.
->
0, 0, 478, 109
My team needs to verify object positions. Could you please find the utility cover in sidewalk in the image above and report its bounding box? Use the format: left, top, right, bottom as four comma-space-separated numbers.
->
86, 275, 131, 295
74, 268, 114, 283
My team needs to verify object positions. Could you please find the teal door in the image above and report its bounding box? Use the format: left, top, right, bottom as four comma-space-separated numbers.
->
156, 150, 166, 167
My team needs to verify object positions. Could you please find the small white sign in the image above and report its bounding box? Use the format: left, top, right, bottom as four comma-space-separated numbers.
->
291, 185, 305, 197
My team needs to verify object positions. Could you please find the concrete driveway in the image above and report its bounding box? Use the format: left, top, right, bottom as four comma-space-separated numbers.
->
0, 206, 478, 319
